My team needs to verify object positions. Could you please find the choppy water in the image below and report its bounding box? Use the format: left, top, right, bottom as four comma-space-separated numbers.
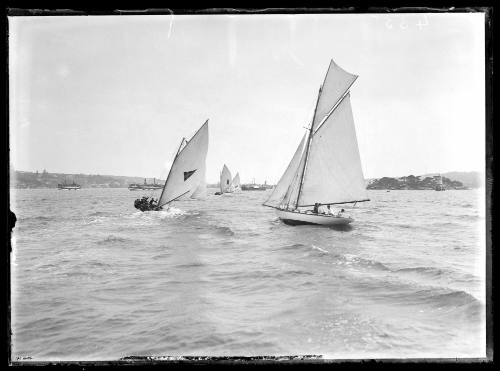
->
10, 188, 486, 360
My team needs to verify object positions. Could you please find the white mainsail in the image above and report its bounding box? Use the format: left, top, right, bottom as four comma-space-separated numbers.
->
232, 173, 241, 189
158, 121, 209, 207
312, 59, 358, 131
264, 133, 306, 208
297, 93, 368, 206
191, 167, 207, 199
220, 164, 232, 193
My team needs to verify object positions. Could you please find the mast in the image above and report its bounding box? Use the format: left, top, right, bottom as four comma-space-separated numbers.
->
295, 85, 322, 209
176, 138, 187, 156
158, 137, 189, 206
295, 91, 370, 207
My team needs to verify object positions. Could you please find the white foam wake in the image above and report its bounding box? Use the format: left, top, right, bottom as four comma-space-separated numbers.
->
157, 207, 184, 219
312, 244, 328, 253
129, 207, 185, 220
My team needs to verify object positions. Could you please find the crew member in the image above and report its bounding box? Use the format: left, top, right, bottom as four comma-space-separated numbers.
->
318, 204, 329, 214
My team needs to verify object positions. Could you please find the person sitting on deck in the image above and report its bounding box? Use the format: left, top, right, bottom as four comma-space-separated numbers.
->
318, 204, 329, 214
313, 203, 319, 214
326, 205, 334, 215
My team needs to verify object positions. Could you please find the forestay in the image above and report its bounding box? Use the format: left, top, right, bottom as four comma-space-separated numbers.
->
283, 140, 308, 208
158, 121, 209, 207
297, 93, 368, 206
263, 133, 306, 208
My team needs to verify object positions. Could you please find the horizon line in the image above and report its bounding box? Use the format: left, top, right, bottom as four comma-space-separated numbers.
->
11, 167, 485, 184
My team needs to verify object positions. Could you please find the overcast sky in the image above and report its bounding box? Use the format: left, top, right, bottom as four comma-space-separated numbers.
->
9, 13, 485, 183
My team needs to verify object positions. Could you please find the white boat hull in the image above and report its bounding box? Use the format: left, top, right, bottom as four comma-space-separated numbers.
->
275, 208, 353, 226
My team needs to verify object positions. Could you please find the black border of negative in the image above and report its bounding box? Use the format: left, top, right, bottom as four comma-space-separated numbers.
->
2, 4, 495, 368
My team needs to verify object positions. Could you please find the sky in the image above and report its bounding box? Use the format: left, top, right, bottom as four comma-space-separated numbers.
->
9, 13, 486, 184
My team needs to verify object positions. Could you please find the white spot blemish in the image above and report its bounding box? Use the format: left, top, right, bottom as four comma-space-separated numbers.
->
58, 65, 70, 78
167, 11, 174, 38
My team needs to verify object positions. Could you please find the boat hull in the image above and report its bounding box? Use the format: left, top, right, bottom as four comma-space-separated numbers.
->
275, 209, 353, 226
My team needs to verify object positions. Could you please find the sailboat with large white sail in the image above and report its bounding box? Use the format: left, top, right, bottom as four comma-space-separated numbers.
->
134, 120, 209, 211
263, 60, 369, 226
215, 166, 241, 195
219, 164, 233, 193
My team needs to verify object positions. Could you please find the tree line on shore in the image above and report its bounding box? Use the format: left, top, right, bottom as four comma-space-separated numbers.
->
367, 174, 468, 190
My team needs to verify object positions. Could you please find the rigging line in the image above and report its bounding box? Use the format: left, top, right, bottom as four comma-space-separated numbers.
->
158, 136, 186, 204
296, 85, 322, 208
177, 119, 209, 158
283, 138, 308, 208
297, 199, 370, 207
269, 133, 305, 207
176, 138, 187, 156
158, 190, 191, 209
283, 163, 300, 209
262, 204, 279, 209
313, 77, 358, 135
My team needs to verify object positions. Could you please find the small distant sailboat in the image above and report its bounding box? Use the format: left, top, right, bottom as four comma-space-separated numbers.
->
215, 165, 240, 194
134, 120, 209, 211
220, 164, 233, 193
263, 59, 369, 226
232, 173, 241, 192
435, 174, 445, 191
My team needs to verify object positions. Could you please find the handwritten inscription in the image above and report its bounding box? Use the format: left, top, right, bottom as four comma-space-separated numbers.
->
373, 14, 429, 30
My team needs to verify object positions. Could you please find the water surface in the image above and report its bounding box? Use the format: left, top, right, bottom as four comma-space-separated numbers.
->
10, 188, 486, 360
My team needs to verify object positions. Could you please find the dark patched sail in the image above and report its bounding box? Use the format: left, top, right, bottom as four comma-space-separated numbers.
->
157, 121, 209, 208
184, 170, 197, 181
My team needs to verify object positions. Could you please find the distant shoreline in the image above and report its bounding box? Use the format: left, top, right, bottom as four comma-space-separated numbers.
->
367, 173, 481, 190
10, 170, 482, 190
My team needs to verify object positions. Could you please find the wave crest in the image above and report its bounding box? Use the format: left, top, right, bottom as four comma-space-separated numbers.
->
97, 235, 129, 244
338, 254, 391, 271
